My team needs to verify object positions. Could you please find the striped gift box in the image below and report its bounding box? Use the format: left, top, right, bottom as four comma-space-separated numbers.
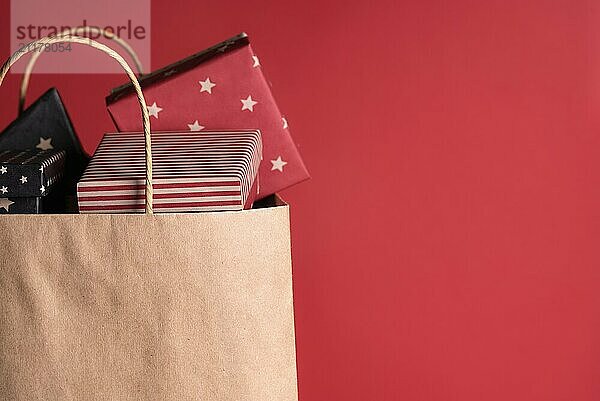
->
77, 131, 262, 213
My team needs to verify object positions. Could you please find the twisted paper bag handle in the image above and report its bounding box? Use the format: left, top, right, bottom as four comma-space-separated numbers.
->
18, 26, 144, 115
0, 35, 154, 214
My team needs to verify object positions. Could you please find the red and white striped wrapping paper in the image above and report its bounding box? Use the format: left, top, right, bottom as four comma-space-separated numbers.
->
77, 131, 262, 213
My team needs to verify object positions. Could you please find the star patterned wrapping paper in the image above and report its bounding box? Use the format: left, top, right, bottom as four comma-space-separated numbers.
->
0, 197, 41, 214
0, 88, 90, 187
0, 149, 66, 214
106, 33, 309, 200
77, 130, 262, 213
0, 149, 66, 197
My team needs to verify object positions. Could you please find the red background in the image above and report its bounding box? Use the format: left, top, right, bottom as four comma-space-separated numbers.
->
2, 1, 600, 399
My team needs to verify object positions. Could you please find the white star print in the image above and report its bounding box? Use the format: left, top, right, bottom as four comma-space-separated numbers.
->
271, 156, 288, 172
188, 120, 205, 132
199, 78, 216, 94
252, 55, 260, 67
0, 186, 7, 194
282, 117, 289, 129
20, 176, 28, 184
147, 102, 163, 119
0, 166, 6, 174
40, 185, 45, 194
0, 198, 14, 212
36, 137, 53, 150
241, 95, 258, 112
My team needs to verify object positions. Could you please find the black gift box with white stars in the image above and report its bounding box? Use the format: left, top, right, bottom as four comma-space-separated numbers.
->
0, 197, 41, 214
0, 149, 66, 214
0, 88, 89, 196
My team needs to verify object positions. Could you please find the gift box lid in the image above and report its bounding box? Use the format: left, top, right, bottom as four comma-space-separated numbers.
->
106, 33, 309, 200
77, 130, 262, 213
0, 149, 66, 197
107, 33, 249, 101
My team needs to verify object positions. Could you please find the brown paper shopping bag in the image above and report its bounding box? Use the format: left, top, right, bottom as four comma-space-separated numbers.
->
0, 35, 298, 401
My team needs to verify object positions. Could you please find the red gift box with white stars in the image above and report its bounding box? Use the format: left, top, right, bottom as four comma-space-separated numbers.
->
106, 33, 309, 200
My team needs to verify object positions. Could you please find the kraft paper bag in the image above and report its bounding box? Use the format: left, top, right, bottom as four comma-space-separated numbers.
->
0, 35, 298, 400
0, 199, 298, 400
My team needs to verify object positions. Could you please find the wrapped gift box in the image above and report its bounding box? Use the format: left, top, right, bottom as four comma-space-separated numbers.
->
77, 130, 262, 213
0, 88, 89, 212
0, 88, 89, 182
106, 32, 308, 200
0, 149, 66, 197
0, 197, 41, 214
